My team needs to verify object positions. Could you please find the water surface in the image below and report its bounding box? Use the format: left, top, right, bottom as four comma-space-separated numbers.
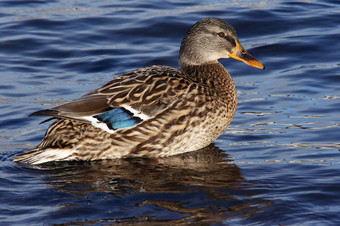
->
1, 0, 340, 224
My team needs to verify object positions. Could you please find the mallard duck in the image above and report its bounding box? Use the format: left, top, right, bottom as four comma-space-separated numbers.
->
14, 17, 264, 165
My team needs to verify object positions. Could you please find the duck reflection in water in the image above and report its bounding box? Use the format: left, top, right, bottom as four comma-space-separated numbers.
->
39, 145, 271, 224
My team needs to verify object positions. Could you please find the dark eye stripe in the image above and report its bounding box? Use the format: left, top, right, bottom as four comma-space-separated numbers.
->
225, 36, 236, 46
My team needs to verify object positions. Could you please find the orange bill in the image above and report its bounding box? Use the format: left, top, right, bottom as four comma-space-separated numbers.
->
229, 40, 265, 69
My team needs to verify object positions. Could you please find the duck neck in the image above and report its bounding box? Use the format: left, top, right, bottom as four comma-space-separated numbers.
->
180, 62, 235, 92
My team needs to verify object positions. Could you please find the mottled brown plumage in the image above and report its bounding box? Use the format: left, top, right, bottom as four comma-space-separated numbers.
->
14, 18, 263, 165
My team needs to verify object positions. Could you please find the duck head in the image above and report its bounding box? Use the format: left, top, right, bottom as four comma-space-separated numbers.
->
179, 17, 264, 69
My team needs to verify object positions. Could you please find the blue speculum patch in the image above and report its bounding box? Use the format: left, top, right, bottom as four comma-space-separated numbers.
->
95, 108, 142, 130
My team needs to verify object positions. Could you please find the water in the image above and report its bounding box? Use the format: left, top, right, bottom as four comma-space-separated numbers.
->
1, 0, 339, 224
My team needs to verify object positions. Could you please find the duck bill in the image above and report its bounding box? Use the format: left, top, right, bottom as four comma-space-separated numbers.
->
228, 41, 264, 69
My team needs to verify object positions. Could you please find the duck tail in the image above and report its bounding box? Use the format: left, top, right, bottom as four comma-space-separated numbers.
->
13, 148, 76, 165
13, 148, 46, 165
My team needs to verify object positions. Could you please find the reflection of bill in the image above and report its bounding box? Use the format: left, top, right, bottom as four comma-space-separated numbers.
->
43, 144, 271, 224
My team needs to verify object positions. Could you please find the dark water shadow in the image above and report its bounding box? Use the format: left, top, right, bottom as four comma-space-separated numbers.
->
31, 145, 271, 224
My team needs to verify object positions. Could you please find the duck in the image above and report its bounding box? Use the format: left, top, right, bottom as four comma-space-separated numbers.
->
14, 17, 264, 165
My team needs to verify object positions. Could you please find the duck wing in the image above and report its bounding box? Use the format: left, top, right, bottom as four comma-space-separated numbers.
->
30, 65, 190, 132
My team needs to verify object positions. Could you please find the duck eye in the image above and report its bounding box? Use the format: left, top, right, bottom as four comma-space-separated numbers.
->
217, 32, 225, 38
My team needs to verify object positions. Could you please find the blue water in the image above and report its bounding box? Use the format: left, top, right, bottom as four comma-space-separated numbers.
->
1, 0, 340, 224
